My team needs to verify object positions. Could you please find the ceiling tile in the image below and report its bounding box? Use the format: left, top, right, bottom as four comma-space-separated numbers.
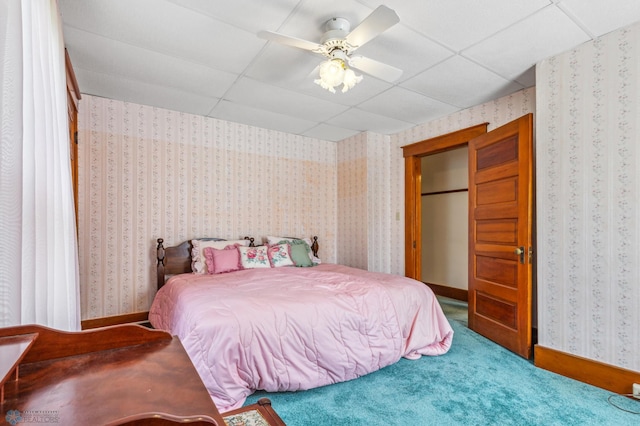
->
303, 124, 361, 142
358, 87, 460, 124
64, 27, 237, 99
560, 0, 640, 37
360, 0, 551, 51
166, 0, 300, 33
270, 0, 381, 44
224, 77, 351, 122
210, 100, 318, 136
463, 6, 591, 81
75, 68, 219, 116
401, 55, 523, 108
354, 23, 455, 82
59, 0, 264, 73
325, 107, 414, 135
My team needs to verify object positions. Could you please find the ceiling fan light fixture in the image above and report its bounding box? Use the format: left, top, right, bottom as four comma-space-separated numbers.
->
314, 58, 362, 94
341, 68, 363, 93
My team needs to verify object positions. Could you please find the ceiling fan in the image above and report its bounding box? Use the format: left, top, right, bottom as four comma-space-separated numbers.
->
258, 5, 403, 94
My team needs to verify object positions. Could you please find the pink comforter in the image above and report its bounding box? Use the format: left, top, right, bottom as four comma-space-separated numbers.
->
149, 264, 453, 411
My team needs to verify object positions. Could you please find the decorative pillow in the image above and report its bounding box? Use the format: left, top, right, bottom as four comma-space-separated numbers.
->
286, 239, 314, 267
203, 245, 242, 274
191, 239, 250, 274
267, 243, 294, 268
266, 236, 321, 264
238, 245, 271, 269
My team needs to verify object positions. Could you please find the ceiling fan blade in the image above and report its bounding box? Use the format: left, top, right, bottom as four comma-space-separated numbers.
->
349, 55, 403, 83
258, 30, 322, 52
345, 5, 399, 50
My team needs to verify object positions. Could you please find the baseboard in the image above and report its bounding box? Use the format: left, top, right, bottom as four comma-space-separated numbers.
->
424, 282, 468, 302
534, 344, 640, 394
81, 312, 149, 330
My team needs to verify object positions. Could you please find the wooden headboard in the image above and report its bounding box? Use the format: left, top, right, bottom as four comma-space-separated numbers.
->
155, 236, 319, 290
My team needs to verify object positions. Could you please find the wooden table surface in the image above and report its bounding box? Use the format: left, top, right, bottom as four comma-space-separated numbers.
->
0, 325, 224, 425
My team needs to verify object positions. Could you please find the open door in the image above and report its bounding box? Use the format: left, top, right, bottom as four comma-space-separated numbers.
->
468, 114, 533, 359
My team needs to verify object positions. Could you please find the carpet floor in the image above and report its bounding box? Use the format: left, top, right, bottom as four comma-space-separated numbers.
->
244, 297, 639, 425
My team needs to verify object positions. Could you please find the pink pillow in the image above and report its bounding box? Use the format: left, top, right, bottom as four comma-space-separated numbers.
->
203, 245, 242, 274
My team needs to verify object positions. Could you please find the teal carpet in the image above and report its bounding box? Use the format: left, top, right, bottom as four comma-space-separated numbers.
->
244, 298, 639, 425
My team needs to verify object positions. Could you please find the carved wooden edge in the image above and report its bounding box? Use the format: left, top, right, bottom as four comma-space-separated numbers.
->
156, 238, 166, 291
105, 412, 220, 425
0, 324, 171, 365
310, 236, 319, 258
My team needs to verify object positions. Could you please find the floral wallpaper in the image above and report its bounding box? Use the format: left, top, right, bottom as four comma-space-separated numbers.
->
536, 21, 640, 371
337, 132, 393, 273
77, 96, 336, 319
337, 133, 368, 270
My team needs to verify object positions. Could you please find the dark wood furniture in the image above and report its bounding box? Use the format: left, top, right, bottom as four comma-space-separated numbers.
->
0, 324, 225, 425
156, 236, 319, 289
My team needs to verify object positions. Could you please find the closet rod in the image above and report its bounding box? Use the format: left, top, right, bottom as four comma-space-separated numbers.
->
421, 188, 468, 197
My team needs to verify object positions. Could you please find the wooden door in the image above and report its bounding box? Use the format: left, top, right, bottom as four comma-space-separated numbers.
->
468, 114, 533, 358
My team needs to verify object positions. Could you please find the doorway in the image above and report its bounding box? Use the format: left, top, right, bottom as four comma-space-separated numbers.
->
402, 115, 534, 359
421, 147, 469, 302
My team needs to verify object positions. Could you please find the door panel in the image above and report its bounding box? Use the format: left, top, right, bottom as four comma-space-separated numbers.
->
476, 256, 518, 287
476, 220, 518, 244
469, 114, 533, 359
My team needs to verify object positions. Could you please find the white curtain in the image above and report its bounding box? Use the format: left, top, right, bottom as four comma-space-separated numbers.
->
0, 0, 80, 330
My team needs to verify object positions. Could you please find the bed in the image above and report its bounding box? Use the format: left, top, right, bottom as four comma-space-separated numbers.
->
149, 237, 453, 411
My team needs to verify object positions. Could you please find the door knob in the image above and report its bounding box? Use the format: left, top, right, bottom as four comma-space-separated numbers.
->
514, 246, 525, 264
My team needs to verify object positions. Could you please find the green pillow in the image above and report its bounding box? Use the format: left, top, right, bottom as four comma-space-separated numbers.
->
282, 239, 313, 267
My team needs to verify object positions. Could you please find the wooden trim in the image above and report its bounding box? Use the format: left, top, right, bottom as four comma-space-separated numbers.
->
404, 156, 421, 280
81, 312, 149, 330
534, 344, 640, 395
424, 282, 468, 302
401, 123, 488, 158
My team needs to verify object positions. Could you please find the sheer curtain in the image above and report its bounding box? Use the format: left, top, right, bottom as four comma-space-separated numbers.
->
0, 0, 80, 330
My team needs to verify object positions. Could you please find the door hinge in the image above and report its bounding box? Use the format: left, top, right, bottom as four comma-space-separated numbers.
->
74, 131, 78, 145
413, 240, 416, 249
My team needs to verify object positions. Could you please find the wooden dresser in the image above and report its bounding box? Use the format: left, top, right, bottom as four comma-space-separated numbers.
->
0, 324, 285, 425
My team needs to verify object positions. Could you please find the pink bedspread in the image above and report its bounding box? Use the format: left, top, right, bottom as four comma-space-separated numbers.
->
149, 264, 453, 411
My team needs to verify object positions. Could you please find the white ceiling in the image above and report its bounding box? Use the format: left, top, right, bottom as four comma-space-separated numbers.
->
59, 0, 640, 142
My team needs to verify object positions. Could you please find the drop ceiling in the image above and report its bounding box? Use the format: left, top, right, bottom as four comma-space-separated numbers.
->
59, 0, 640, 142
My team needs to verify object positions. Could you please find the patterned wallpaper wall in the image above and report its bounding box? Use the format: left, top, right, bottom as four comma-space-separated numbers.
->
337, 132, 393, 273
536, 22, 640, 371
77, 95, 337, 319
337, 133, 368, 270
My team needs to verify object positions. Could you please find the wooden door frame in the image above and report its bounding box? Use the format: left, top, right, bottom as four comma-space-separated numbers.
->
401, 123, 488, 280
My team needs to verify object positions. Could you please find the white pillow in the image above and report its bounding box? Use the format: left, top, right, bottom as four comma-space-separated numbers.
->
238, 245, 271, 269
191, 239, 250, 274
265, 236, 321, 264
